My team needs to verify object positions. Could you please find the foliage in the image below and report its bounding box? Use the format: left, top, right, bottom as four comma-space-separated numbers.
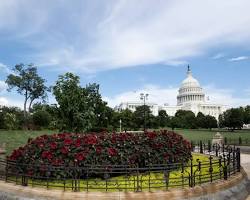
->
53, 73, 109, 132
0, 106, 23, 129
5, 64, 49, 121
175, 110, 197, 129
157, 110, 170, 128
32, 110, 51, 129
219, 108, 244, 130
8, 130, 192, 178
4, 113, 19, 130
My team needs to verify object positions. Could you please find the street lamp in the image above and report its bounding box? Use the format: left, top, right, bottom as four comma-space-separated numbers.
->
140, 93, 149, 132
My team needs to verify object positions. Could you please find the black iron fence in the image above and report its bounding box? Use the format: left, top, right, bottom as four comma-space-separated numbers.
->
0, 143, 241, 192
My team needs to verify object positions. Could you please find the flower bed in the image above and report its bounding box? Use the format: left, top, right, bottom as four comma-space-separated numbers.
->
7, 130, 191, 178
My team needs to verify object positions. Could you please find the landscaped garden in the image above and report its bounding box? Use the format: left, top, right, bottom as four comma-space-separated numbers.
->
0, 130, 241, 192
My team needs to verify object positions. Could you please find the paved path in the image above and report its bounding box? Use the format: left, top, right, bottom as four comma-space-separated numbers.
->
241, 154, 250, 200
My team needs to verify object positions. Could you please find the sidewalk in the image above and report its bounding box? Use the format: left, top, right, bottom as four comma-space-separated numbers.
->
241, 154, 250, 200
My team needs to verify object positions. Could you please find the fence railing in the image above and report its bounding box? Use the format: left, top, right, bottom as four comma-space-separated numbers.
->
0, 144, 241, 192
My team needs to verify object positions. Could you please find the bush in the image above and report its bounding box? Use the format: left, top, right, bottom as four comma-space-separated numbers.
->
8, 130, 192, 177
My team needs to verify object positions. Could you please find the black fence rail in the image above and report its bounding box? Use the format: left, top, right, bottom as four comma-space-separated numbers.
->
0, 144, 241, 192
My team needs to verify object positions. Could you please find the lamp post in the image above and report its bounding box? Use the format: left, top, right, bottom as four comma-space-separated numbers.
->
140, 93, 149, 132
119, 119, 122, 132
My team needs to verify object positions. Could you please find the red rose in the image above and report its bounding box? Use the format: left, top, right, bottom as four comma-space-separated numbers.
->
50, 142, 57, 149
96, 146, 102, 154
41, 151, 53, 160
107, 148, 117, 157
74, 152, 86, 161
75, 138, 82, 147
85, 135, 98, 145
61, 147, 69, 154
64, 138, 73, 145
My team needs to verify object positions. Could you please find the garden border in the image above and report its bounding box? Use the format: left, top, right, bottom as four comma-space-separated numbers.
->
0, 167, 248, 200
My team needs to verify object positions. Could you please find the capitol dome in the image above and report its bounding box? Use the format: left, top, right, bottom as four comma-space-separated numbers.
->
177, 66, 205, 106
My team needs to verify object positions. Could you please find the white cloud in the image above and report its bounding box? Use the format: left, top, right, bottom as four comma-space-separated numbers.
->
0, 80, 7, 92
228, 56, 249, 61
0, 96, 23, 108
105, 84, 250, 109
212, 53, 225, 60
1, 1, 250, 72
0, 63, 12, 74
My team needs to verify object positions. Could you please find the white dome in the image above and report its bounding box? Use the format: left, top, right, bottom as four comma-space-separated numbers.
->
177, 66, 205, 106
181, 70, 200, 88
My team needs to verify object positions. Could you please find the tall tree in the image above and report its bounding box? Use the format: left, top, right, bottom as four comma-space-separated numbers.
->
53, 72, 108, 132
157, 110, 170, 128
5, 64, 49, 120
220, 108, 244, 131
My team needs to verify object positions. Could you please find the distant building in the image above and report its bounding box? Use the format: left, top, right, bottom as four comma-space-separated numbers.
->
115, 66, 226, 119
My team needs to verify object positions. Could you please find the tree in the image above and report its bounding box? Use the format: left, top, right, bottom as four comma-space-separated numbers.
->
53, 72, 108, 132
175, 110, 197, 129
220, 108, 244, 131
157, 110, 170, 128
243, 105, 250, 124
32, 110, 51, 129
133, 105, 152, 130
203, 115, 217, 130
5, 64, 49, 121
169, 116, 180, 130
196, 112, 206, 128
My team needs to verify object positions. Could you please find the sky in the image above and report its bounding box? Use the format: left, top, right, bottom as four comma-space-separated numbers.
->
0, 0, 250, 109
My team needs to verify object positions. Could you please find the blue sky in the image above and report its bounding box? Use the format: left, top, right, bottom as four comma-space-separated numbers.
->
0, 0, 250, 108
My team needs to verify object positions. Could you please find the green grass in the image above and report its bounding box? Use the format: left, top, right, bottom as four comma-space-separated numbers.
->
0, 129, 57, 155
0, 128, 250, 156
6, 153, 221, 192
173, 128, 250, 144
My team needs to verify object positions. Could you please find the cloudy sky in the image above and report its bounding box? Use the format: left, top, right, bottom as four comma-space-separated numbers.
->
0, 0, 250, 108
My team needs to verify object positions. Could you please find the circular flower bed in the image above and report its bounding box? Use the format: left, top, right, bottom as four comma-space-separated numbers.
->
8, 130, 191, 177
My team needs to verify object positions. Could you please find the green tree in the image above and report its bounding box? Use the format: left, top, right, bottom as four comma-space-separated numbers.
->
204, 115, 218, 130
133, 105, 151, 130
4, 113, 19, 130
175, 110, 197, 129
53, 73, 108, 132
220, 108, 244, 131
243, 105, 250, 124
32, 110, 51, 129
169, 116, 180, 130
5, 64, 49, 121
157, 110, 170, 128
196, 112, 206, 128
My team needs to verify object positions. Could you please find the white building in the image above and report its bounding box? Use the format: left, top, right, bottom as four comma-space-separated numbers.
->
115, 67, 225, 119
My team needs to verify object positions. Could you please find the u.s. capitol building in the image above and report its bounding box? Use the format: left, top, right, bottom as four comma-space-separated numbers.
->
115, 67, 225, 119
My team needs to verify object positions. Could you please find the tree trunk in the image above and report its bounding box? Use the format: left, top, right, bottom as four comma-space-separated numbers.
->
28, 98, 35, 113
23, 97, 28, 129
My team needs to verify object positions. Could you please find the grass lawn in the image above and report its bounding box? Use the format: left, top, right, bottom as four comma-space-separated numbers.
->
0, 129, 57, 155
0, 128, 250, 155
173, 128, 250, 144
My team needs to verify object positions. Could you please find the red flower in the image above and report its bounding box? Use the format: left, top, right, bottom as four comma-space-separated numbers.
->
75, 138, 82, 147
64, 138, 73, 145
146, 132, 157, 139
61, 147, 69, 154
108, 148, 117, 157
41, 151, 53, 160
85, 135, 98, 145
95, 146, 102, 154
50, 142, 57, 149
74, 152, 86, 161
